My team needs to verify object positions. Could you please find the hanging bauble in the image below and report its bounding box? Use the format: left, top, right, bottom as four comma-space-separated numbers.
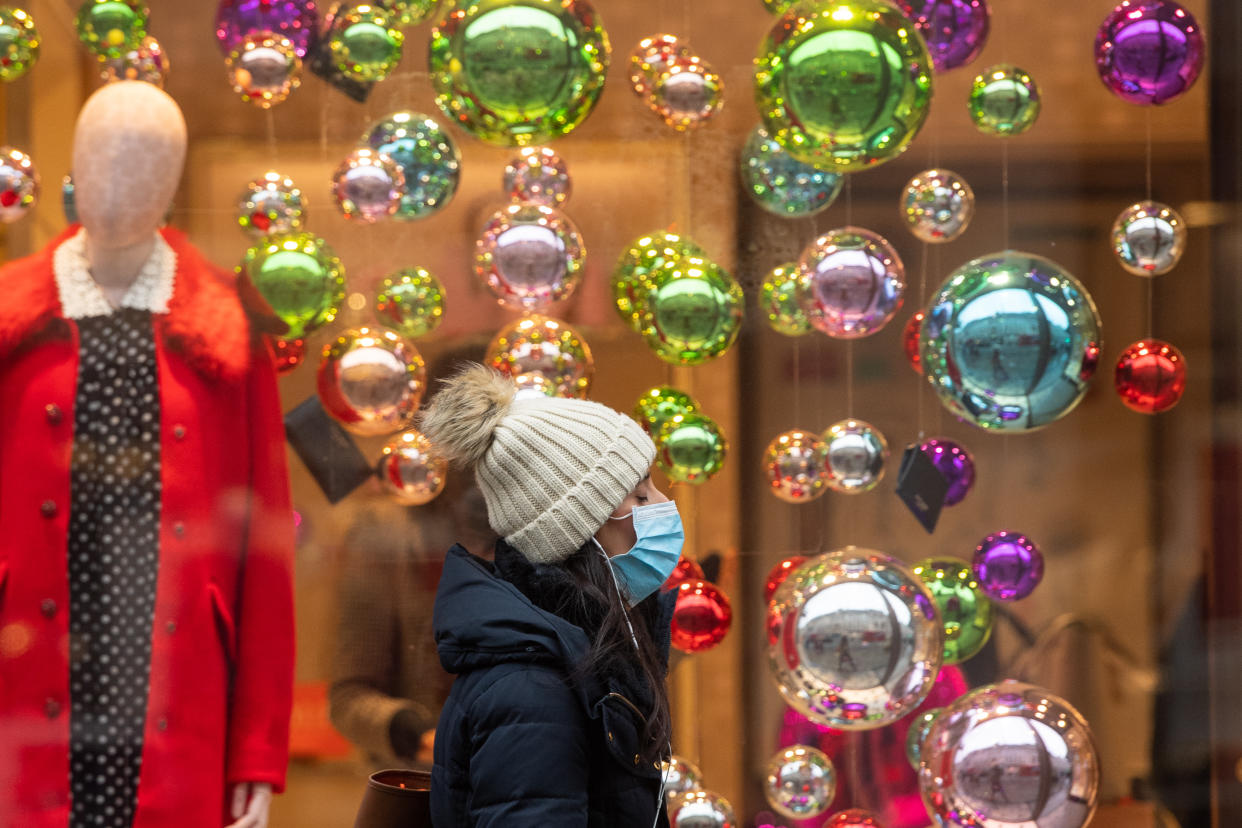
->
0, 146, 37, 223
331, 148, 404, 222
475, 202, 585, 310
972, 530, 1044, 601
894, 0, 990, 72
378, 428, 448, 505
767, 547, 943, 729
764, 745, 836, 820
825, 808, 885, 828
919, 681, 1100, 828
905, 707, 942, 769
361, 112, 460, 220
242, 232, 345, 339
1115, 338, 1187, 413
511, 371, 558, 400
328, 2, 403, 82
1111, 200, 1186, 276
761, 0, 793, 12
741, 126, 843, 219
917, 437, 975, 506
764, 555, 806, 604
649, 54, 724, 131
428, 0, 610, 146
901, 168, 975, 243
669, 790, 736, 828
612, 232, 704, 331
317, 327, 427, 436
0, 7, 40, 81
661, 756, 704, 806
764, 430, 831, 503
485, 314, 594, 398
969, 64, 1041, 136
754, 0, 933, 172
913, 557, 993, 664
922, 252, 1102, 431
629, 33, 689, 100
640, 254, 743, 365
634, 386, 698, 439
75, 0, 147, 60
237, 171, 306, 238
503, 146, 571, 207
658, 413, 727, 485
796, 227, 905, 339
671, 580, 732, 653
61, 174, 77, 224
271, 337, 306, 374
1096, 0, 1203, 106
374, 267, 445, 340
664, 557, 705, 590
215, 0, 317, 58
823, 419, 888, 494
760, 263, 811, 337
101, 34, 166, 86
902, 311, 924, 374
387, 0, 439, 26
226, 32, 301, 108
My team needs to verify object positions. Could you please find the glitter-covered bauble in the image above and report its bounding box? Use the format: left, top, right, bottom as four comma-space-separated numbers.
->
1115, 338, 1187, 413
901, 168, 975, 243
0, 7, 40, 81
767, 547, 943, 729
486, 314, 593, 398
226, 32, 301, 108
917, 438, 975, 506
741, 126, 843, 219
378, 428, 448, 505
669, 790, 736, 828
641, 254, 743, 366
629, 34, 689, 100
215, 0, 317, 58
62, 174, 77, 223
0, 145, 37, 223
754, 0, 933, 172
328, 2, 403, 82
387, 0, 439, 26
764, 430, 831, 503
764, 555, 806, 603
969, 64, 1041, 136
764, 745, 836, 820
905, 707, 942, 769
634, 386, 698, 439
332, 148, 404, 222
318, 327, 427, 436
919, 681, 1100, 828
824, 808, 885, 828
649, 53, 724, 131
1095, 0, 1203, 106
797, 228, 905, 339
243, 232, 345, 339
361, 112, 460, 220
972, 530, 1044, 601
665, 557, 705, 590
761, 263, 812, 337
75, 0, 147, 60
1111, 200, 1186, 276
475, 202, 585, 310
913, 557, 993, 664
101, 34, 167, 86
375, 267, 445, 340
823, 419, 888, 493
429, 0, 610, 146
237, 171, 305, 238
661, 756, 704, 806
658, 414, 727, 485
922, 251, 1102, 431
894, 0, 990, 72
671, 580, 732, 652
611, 232, 704, 331
271, 337, 306, 374
902, 311, 924, 374
503, 146, 571, 207
511, 371, 557, 400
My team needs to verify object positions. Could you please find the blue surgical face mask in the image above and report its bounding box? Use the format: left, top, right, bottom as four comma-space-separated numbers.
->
595, 500, 685, 607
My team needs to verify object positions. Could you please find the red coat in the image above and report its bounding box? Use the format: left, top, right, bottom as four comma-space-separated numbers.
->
0, 226, 295, 828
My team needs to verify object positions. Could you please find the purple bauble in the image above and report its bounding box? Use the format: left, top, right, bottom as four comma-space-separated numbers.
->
918, 438, 975, 506
215, 0, 318, 58
1095, 0, 1204, 105
972, 531, 1044, 601
896, 0, 990, 72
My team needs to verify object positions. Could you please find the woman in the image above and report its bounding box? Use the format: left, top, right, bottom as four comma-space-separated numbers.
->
420, 365, 682, 827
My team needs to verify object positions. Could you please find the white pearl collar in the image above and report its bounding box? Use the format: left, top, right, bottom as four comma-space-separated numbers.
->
53, 228, 177, 319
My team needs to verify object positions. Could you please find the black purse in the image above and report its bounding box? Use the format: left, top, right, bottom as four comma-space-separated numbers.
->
352, 769, 433, 828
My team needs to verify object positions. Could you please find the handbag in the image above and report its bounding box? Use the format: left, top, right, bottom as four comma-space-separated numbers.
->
352, 769, 433, 828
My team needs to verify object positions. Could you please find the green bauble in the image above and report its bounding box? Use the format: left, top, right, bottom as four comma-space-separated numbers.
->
375, 267, 445, 339
75, 0, 147, 60
754, 0, 933, 172
762, 0, 794, 12
243, 232, 346, 340
969, 64, 1040, 137
388, 0, 439, 25
760, 262, 810, 337
329, 4, 403, 82
913, 557, 994, 665
641, 254, 743, 366
611, 232, 704, 332
905, 707, 942, 769
634, 386, 698, 439
429, 0, 610, 146
0, 7, 39, 81
658, 413, 727, 485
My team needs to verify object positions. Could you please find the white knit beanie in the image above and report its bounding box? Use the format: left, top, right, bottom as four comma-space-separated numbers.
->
419, 364, 656, 564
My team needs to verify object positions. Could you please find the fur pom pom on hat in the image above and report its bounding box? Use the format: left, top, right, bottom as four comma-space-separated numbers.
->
419, 364, 656, 565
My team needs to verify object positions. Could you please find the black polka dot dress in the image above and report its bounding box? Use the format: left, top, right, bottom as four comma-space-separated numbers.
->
67, 307, 162, 828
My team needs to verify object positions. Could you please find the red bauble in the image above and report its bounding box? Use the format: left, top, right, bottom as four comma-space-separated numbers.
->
664, 556, 705, 590
763, 555, 807, 603
271, 336, 306, 374
671, 580, 732, 653
824, 809, 885, 828
1114, 338, 1186, 413
901, 311, 924, 374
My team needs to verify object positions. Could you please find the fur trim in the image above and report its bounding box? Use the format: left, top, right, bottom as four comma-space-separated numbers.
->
418, 364, 516, 466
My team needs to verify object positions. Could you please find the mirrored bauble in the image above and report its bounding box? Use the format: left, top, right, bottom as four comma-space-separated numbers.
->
1095, 0, 1203, 106
825, 808, 885, 828
641, 254, 743, 365
661, 755, 704, 806
485, 314, 594, 398
741, 126, 843, 219
0, 7, 40, 81
271, 336, 306, 374
650, 54, 724, 131
972, 530, 1044, 601
823, 419, 888, 493
612, 232, 705, 331
361, 112, 460, 220
895, 0, 990, 72
765, 430, 831, 503
237, 171, 306, 238
761, 0, 794, 12
332, 148, 404, 222
101, 34, 166, 86
905, 707, 942, 769
901, 169, 975, 243
215, 0, 317, 58
761, 263, 812, 337
658, 413, 727, 485
797, 228, 905, 339
665, 557, 705, 590
634, 386, 699, 439
328, 3, 403, 82
913, 557, 993, 664
75, 0, 147, 60
764, 555, 807, 604
227, 32, 301, 108
919, 681, 1100, 828
764, 745, 836, 820
1115, 338, 1187, 414
921, 251, 1102, 431
62, 174, 76, 223
766, 547, 943, 729
375, 267, 445, 340
317, 327, 427, 436
475, 202, 584, 310
378, 428, 448, 505
669, 790, 736, 828
671, 580, 732, 653
503, 146, 571, 207
754, 0, 933, 172
917, 437, 975, 506
629, 33, 689, 100
969, 64, 1041, 136
1111, 200, 1186, 276
902, 311, 925, 374
429, 0, 610, 146
511, 371, 558, 401
387, 0, 440, 26
243, 232, 345, 339
0, 146, 37, 223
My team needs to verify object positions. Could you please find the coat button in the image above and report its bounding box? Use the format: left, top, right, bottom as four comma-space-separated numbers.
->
40, 599, 56, 618
40, 500, 57, 518
173, 425, 186, 440
44, 404, 62, 425
44, 698, 61, 719
173, 522, 185, 537
157, 717, 168, 731
165, 621, 176, 634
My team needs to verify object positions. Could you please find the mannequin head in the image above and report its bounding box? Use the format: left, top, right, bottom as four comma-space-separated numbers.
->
72, 81, 186, 249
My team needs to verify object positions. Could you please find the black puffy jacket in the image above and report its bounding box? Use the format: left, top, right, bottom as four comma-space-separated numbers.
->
430, 541, 674, 828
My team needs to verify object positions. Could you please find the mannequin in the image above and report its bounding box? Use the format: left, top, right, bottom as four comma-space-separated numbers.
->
0, 82, 294, 828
